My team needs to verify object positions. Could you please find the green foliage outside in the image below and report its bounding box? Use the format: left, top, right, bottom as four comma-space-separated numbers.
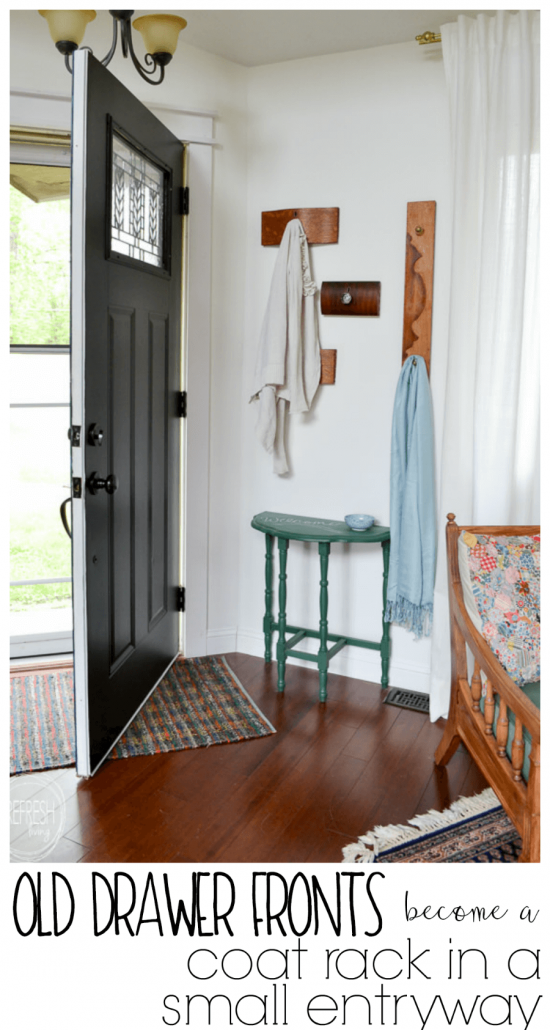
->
11, 584, 72, 612
10, 490, 72, 611
10, 185, 72, 613
10, 185, 70, 348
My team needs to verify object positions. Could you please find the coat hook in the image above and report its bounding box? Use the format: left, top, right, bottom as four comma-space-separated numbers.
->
415, 225, 424, 235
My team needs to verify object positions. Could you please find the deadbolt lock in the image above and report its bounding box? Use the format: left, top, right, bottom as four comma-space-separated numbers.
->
88, 423, 104, 446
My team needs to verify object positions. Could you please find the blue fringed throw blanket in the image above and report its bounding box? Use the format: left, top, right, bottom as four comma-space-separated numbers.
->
385, 356, 436, 637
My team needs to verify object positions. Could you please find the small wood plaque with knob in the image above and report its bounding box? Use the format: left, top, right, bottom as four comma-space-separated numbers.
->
320, 281, 381, 317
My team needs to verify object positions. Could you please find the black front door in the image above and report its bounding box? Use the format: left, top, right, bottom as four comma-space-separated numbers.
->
70, 51, 183, 776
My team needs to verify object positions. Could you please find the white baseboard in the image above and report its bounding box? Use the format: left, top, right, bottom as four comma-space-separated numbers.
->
236, 629, 431, 693
206, 627, 238, 654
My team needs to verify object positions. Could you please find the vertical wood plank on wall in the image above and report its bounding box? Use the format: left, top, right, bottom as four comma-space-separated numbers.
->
402, 200, 436, 376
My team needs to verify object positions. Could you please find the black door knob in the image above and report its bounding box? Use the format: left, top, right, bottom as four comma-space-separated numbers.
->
87, 472, 119, 495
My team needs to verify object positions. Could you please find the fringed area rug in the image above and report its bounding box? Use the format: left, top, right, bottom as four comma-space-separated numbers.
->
10, 657, 275, 774
342, 788, 522, 863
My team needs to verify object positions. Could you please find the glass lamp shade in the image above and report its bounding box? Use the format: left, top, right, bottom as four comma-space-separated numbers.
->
132, 14, 187, 56
39, 10, 96, 47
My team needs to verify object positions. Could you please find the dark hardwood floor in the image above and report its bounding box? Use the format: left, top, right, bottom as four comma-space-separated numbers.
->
10, 653, 488, 863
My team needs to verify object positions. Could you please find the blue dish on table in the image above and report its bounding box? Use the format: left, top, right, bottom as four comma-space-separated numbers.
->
345, 514, 375, 531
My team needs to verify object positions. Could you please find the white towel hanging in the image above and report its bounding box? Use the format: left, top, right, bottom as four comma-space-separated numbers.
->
250, 218, 320, 474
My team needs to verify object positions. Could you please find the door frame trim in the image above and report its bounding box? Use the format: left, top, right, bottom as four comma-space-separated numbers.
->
70, 50, 90, 775
182, 140, 212, 659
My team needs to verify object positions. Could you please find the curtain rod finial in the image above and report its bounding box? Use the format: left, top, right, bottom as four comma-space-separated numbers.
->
416, 31, 442, 45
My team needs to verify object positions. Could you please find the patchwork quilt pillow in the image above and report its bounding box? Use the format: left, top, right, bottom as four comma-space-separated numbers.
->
458, 532, 540, 687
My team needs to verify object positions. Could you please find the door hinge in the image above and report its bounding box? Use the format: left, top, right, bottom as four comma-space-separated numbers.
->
180, 186, 189, 216
177, 586, 186, 613
68, 425, 81, 447
178, 391, 187, 418
72, 477, 82, 499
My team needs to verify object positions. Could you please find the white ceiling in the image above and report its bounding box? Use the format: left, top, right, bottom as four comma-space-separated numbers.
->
158, 10, 501, 67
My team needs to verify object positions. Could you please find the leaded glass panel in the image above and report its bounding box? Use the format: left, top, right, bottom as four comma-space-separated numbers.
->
111, 132, 165, 268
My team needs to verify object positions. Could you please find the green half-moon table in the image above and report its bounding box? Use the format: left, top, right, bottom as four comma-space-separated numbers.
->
251, 511, 391, 701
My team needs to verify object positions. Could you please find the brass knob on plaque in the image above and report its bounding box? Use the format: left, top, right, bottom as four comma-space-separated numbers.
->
415, 226, 425, 236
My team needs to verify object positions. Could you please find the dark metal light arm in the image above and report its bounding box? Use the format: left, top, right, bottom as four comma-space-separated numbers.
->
60, 10, 171, 85
63, 12, 118, 73
119, 13, 169, 85
101, 13, 119, 67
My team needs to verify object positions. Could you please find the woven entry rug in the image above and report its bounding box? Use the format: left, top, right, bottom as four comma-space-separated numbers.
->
110, 656, 275, 759
342, 788, 522, 863
10, 667, 75, 776
10, 656, 275, 775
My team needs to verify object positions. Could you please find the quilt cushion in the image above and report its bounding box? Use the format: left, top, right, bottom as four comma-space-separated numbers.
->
458, 532, 540, 686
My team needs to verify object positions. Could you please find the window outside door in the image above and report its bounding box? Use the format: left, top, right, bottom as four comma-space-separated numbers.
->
10, 166, 73, 658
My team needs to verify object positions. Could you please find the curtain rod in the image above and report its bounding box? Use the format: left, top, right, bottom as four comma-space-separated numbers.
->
416, 31, 441, 45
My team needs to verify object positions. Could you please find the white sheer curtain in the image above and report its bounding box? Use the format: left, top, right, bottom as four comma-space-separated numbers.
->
430, 11, 540, 721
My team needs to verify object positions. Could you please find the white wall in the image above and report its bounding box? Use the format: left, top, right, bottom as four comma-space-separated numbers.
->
231, 42, 453, 691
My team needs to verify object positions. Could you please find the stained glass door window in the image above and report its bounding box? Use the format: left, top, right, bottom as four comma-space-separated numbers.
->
110, 130, 167, 269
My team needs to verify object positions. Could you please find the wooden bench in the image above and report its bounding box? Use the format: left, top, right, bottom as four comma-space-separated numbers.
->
435, 515, 540, 863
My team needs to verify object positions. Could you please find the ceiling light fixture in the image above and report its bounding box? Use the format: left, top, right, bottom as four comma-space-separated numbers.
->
38, 10, 187, 85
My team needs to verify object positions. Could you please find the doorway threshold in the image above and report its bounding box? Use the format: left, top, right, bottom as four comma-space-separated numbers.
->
10, 654, 73, 673
10, 606, 73, 660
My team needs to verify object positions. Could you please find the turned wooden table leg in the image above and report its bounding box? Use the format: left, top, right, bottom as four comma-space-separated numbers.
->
263, 533, 274, 662
276, 537, 289, 692
318, 542, 330, 702
381, 538, 391, 689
